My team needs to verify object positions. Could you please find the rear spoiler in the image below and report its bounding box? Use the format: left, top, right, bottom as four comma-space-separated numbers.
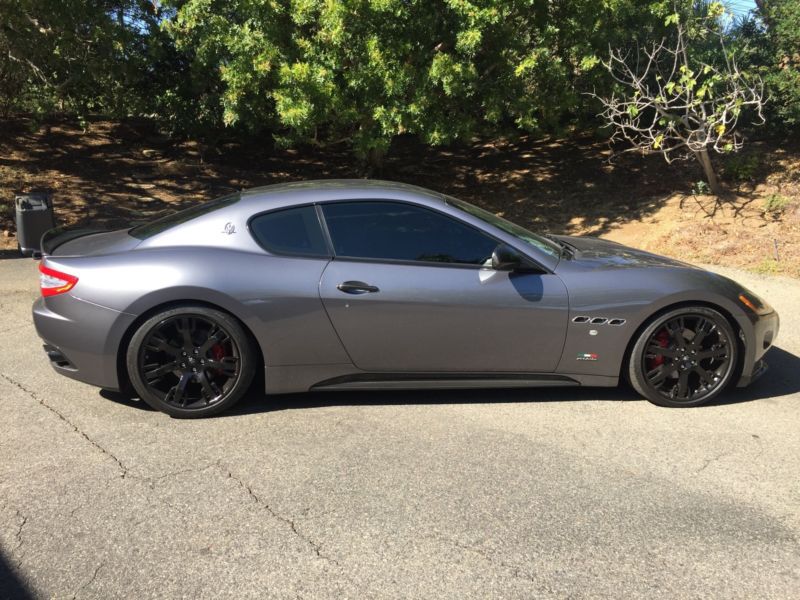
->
39, 226, 109, 258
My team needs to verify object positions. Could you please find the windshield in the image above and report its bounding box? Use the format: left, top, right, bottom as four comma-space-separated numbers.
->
129, 193, 240, 240
444, 195, 561, 259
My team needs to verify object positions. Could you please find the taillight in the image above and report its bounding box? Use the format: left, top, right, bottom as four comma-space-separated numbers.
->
39, 263, 78, 297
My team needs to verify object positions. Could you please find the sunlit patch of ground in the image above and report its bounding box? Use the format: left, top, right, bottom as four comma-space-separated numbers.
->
596, 158, 800, 277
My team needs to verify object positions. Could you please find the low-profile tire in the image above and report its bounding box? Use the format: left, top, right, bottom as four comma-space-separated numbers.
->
126, 305, 256, 418
628, 306, 738, 408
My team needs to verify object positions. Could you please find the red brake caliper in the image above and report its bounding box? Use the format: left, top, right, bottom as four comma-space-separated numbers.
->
211, 343, 225, 374
648, 328, 671, 369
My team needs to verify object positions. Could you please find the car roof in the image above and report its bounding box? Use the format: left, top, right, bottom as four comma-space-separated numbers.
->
239, 179, 446, 208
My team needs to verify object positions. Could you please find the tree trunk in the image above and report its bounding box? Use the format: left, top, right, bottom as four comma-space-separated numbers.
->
694, 149, 723, 196
363, 146, 385, 177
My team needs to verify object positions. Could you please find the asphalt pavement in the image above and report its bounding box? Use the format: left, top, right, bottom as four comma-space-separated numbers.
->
0, 256, 798, 599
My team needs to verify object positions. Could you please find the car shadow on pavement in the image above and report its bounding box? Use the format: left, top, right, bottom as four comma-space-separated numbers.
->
709, 346, 800, 406
100, 382, 644, 416
236, 345, 800, 416
243, 386, 644, 416
99, 346, 800, 417
0, 551, 35, 599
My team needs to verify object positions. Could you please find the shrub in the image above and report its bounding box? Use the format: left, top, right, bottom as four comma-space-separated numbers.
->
724, 154, 761, 182
764, 193, 791, 214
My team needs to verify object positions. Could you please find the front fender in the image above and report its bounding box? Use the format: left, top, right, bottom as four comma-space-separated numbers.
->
555, 267, 755, 379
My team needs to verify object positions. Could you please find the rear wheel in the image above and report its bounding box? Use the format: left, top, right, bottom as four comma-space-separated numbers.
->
628, 306, 738, 407
127, 306, 256, 418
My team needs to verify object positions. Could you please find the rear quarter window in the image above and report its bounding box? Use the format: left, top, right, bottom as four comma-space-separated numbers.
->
249, 205, 330, 257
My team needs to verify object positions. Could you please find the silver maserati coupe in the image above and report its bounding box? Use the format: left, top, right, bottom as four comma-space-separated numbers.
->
33, 180, 779, 417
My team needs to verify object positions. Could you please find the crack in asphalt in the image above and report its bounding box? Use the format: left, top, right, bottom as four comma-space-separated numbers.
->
696, 450, 732, 474
219, 464, 339, 566
696, 435, 765, 475
13, 509, 28, 565
0, 372, 130, 479
71, 562, 105, 599
137, 463, 226, 517
147, 461, 221, 487
426, 533, 543, 587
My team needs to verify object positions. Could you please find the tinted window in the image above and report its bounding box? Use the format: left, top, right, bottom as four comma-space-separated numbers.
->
250, 205, 329, 257
129, 193, 240, 240
321, 201, 497, 265
444, 195, 561, 259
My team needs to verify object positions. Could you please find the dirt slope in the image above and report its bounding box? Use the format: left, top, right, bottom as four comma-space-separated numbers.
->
1, 118, 797, 275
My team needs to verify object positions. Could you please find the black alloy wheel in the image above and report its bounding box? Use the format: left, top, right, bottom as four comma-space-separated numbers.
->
127, 306, 256, 417
628, 306, 738, 407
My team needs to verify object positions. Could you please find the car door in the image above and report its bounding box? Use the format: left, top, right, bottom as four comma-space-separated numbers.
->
246, 204, 351, 367
318, 200, 569, 373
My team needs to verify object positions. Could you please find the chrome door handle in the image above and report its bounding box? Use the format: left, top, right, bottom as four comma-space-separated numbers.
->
337, 281, 380, 294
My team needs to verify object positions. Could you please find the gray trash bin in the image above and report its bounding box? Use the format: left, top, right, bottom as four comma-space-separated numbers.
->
15, 192, 56, 256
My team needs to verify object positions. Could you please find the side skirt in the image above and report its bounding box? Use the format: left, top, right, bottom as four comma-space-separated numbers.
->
311, 373, 605, 391
264, 365, 619, 394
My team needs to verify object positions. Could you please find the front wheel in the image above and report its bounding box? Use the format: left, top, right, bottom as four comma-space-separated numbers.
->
628, 306, 738, 407
127, 306, 256, 418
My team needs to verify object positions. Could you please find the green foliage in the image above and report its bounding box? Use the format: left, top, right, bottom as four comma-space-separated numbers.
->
762, 0, 800, 128
163, 0, 675, 162
753, 258, 781, 274
730, 0, 800, 131
0, 0, 793, 159
0, 0, 188, 121
764, 193, 791, 214
692, 180, 711, 195
724, 153, 761, 182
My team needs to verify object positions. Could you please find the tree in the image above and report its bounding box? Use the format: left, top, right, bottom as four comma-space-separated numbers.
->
164, 0, 672, 167
756, 0, 800, 129
593, 3, 765, 196
0, 0, 171, 118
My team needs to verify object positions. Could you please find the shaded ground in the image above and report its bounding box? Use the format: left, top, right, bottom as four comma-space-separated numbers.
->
1, 117, 798, 275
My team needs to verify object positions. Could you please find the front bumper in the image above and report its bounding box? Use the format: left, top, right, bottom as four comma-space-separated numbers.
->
736, 309, 780, 387
32, 295, 136, 391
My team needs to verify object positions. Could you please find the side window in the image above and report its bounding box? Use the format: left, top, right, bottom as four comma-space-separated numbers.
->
321, 201, 497, 265
250, 205, 329, 257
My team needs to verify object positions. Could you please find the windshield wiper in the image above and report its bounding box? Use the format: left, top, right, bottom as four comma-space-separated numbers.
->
544, 234, 575, 259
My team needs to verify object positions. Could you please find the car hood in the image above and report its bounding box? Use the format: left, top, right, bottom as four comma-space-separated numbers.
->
552, 235, 697, 270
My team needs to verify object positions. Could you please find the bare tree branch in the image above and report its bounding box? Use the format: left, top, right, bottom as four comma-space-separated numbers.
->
589, 6, 765, 195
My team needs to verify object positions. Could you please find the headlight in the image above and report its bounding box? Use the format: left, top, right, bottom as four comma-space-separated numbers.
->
738, 289, 774, 316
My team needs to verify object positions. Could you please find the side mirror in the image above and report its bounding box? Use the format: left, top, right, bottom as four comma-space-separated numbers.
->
491, 244, 523, 271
